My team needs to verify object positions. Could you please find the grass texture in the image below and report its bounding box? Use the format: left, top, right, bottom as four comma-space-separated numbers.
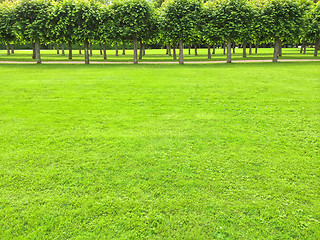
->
0, 62, 319, 239
0, 47, 319, 63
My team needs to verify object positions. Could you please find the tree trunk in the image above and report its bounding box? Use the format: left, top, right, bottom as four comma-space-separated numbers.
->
255, 42, 258, 54
166, 45, 168, 54
35, 38, 41, 64
173, 44, 177, 60
279, 41, 282, 56
68, 41, 72, 60
273, 37, 280, 62
56, 44, 59, 54
188, 45, 191, 55
167, 43, 171, 56
179, 39, 184, 64
303, 44, 307, 54
84, 40, 89, 64
103, 43, 107, 60
212, 44, 215, 54
115, 42, 118, 56
32, 42, 36, 59
90, 43, 93, 56
6, 44, 10, 55
314, 39, 319, 57
139, 41, 143, 60
79, 45, 82, 54
232, 43, 235, 53
223, 43, 226, 55
10, 44, 14, 54
242, 41, 247, 57
99, 43, 102, 55
122, 41, 126, 55
133, 38, 138, 64
194, 45, 198, 56
208, 44, 211, 59
249, 43, 252, 55
62, 43, 65, 56
227, 39, 231, 63
142, 43, 145, 56
300, 44, 303, 53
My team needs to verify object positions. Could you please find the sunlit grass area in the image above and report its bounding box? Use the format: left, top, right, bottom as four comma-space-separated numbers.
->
0, 63, 319, 238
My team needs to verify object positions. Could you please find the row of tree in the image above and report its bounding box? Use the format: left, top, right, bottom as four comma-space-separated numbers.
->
0, 0, 319, 64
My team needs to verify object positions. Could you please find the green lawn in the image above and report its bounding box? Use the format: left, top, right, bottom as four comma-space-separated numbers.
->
0, 63, 319, 239
0, 47, 319, 62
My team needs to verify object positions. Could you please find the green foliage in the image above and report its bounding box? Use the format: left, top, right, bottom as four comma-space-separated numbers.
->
0, 0, 319, 54
48, 0, 80, 43
98, 4, 113, 44
262, 0, 308, 42
71, 0, 101, 43
213, 0, 252, 42
109, 0, 156, 41
0, 1, 16, 44
13, 0, 52, 42
246, 0, 265, 43
201, 0, 260, 45
201, 1, 222, 45
160, 0, 202, 43
306, 2, 320, 41
152, 0, 166, 8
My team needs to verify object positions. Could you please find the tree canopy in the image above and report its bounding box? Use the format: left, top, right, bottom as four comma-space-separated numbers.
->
0, 0, 318, 64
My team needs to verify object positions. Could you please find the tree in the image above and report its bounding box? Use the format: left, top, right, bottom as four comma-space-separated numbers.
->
214, 0, 252, 63
249, 0, 267, 54
48, 0, 80, 60
72, 0, 101, 64
238, 0, 256, 57
160, 0, 202, 64
110, 0, 155, 64
14, 0, 52, 63
138, 5, 159, 60
98, 3, 113, 60
306, 1, 320, 56
262, 0, 307, 62
0, 1, 16, 55
201, 1, 222, 59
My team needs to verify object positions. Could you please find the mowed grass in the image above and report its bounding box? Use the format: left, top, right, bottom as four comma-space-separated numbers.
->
0, 47, 319, 62
0, 63, 319, 239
